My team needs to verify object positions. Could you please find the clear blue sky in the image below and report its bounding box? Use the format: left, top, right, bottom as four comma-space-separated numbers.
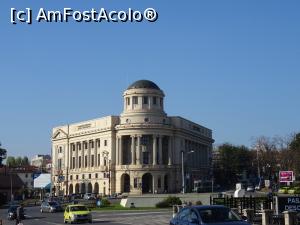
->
0, 1, 299, 158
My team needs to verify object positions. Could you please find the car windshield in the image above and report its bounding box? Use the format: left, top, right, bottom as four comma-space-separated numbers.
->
48, 202, 59, 206
197, 207, 241, 223
70, 206, 88, 211
9, 206, 18, 211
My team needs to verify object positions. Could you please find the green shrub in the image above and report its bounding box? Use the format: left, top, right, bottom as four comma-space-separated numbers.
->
99, 198, 111, 207
156, 196, 182, 208
195, 200, 202, 205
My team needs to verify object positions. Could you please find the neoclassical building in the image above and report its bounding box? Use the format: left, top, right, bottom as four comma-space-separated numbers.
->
52, 80, 214, 196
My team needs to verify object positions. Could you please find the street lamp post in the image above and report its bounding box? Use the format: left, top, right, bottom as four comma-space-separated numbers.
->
102, 150, 110, 195
181, 150, 194, 194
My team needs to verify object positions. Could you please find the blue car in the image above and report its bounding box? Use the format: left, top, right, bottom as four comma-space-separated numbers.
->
170, 205, 251, 225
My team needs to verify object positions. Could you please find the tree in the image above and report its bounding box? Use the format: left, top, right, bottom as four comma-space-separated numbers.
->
213, 143, 254, 188
289, 133, 300, 176
15, 156, 22, 166
6, 156, 16, 167
0, 143, 7, 167
21, 156, 30, 166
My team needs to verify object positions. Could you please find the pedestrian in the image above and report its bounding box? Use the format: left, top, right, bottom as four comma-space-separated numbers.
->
15, 204, 24, 225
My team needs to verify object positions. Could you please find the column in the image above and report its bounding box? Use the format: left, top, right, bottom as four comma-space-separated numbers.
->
152, 135, 157, 165
81, 142, 84, 168
136, 135, 141, 165
75, 144, 78, 168
119, 136, 123, 165
158, 136, 163, 165
168, 136, 172, 166
69, 144, 72, 169
131, 135, 136, 165
116, 137, 119, 165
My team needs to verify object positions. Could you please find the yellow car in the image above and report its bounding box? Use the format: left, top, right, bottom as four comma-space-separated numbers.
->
64, 204, 92, 224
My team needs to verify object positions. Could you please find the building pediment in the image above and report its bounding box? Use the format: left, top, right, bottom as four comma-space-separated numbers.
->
52, 129, 68, 140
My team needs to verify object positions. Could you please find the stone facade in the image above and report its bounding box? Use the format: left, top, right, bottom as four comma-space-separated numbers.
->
51, 80, 214, 196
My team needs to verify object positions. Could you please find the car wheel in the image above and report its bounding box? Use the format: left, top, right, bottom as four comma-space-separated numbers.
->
64, 219, 67, 224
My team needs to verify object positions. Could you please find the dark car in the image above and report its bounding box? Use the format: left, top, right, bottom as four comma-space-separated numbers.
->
170, 205, 251, 225
7, 205, 25, 220
40, 201, 63, 213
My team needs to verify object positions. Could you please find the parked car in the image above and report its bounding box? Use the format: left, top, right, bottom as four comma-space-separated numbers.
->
83, 193, 96, 200
64, 204, 92, 223
170, 205, 251, 225
288, 187, 300, 194
7, 205, 25, 220
41, 201, 63, 213
278, 187, 289, 194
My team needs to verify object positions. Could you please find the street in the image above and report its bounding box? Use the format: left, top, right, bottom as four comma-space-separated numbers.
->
0, 206, 172, 225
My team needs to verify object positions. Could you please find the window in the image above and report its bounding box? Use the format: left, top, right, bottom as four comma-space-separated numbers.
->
70, 175, 73, 180
76, 175, 78, 180
133, 96, 138, 104
59, 146, 62, 153
104, 140, 107, 146
98, 154, 100, 166
134, 178, 138, 188
95, 173, 98, 179
143, 96, 148, 104
58, 158, 62, 170
89, 140, 94, 148
89, 174, 91, 179
126, 97, 130, 105
96, 139, 100, 148
84, 142, 88, 149
143, 152, 149, 164
79, 156, 81, 168
77, 143, 81, 150
82, 174, 85, 179
158, 178, 161, 188
91, 155, 94, 167
144, 118, 149, 123
85, 155, 88, 167
72, 144, 75, 151
153, 97, 157, 105
72, 157, 75, 169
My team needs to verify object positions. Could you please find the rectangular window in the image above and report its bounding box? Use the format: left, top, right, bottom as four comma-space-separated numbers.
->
91, 155, 94, 167
95, 173, 98, 179
85, 155, 88, 167
134, 178, 138, 188
143, 96, 148, 104
82, 174, 85, 179
72, 157, 75, 169
72, 144, 75, 151
84, 142, 88, 149
59, 146, 62, 153
153, 96, 157, 105
90, 140, 94, 148
133, 96, 138, 104
98, 154, 100, 166
76, 175, 78, 180
126, 97, 130, 105
89, 174, 91, 179
96, 139, 100, 148
79, 156, 81, 168
70, 175, 73, 180
158, 178, 161, 188
77, 143, 81, 150
58, 159, 62, 170
104, 140, 107, 146
143, 152, 149, 164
